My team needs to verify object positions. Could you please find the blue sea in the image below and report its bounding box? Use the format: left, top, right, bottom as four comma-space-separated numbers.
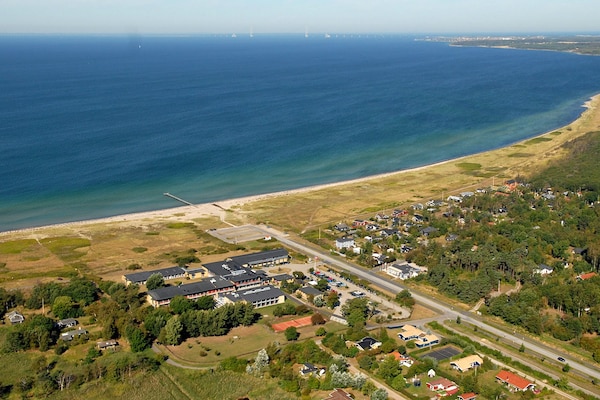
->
2, 35, 600, 231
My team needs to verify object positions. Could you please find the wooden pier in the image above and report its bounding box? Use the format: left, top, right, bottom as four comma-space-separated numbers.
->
163, 192, 195, 206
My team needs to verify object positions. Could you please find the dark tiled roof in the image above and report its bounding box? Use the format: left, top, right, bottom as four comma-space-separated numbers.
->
124, 266, 186, 283
230, 248, 289, 266
271, 273, 294, 281
298, 286, 322, 296
225, 285, 285, 303
147, 279, 235, 301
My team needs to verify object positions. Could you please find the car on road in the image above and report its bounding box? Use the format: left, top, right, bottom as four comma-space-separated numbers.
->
557, 356, 566, 362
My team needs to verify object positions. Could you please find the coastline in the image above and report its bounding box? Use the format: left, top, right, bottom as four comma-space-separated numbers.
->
2, 93, 600, 239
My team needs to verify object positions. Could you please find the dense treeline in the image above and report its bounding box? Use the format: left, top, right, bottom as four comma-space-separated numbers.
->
405, 131, 600, 352
0, 276, 261, 397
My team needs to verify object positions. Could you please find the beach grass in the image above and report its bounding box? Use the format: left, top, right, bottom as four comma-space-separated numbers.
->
0, 238, 37, 254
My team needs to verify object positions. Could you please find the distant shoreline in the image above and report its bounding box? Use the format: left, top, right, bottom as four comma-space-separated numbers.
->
2, 93, 599, 238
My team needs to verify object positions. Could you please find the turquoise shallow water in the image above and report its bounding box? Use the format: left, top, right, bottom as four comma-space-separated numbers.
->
1, 35, 600, 231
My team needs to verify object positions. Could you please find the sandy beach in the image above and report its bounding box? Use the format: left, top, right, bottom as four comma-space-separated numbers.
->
2, 93, 600, 239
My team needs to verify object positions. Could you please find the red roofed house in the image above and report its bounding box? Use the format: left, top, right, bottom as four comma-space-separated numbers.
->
325, 388, 353, 400
458, 393, 477, 400
389, 351, 415, 367
427, 377, 459, 396
496, 370, 535, 392
577, 272, 597, 281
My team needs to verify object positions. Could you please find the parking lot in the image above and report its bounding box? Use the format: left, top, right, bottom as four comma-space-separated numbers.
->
268, 261, 410, 320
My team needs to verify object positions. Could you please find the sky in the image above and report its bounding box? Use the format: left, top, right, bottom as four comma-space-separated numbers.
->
1, 0, 599, 35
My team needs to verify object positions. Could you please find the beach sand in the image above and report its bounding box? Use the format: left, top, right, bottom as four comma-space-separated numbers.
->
2, 93, 600, 240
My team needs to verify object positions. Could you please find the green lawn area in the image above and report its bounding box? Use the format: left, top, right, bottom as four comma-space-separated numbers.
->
163, 318, 346, 366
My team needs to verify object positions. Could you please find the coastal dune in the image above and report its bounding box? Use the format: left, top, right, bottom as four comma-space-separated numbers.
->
2, 94, 600, 239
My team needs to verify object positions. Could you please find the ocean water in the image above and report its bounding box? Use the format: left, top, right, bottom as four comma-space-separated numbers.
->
1, 35, 600, 231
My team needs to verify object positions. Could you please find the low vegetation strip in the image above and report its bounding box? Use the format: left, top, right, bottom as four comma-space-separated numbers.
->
272, 316, 313, 332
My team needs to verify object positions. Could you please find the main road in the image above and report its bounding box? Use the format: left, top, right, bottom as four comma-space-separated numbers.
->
256, 224, 600, 386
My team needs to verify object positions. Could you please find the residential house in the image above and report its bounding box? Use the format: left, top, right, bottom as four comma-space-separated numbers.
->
352, 219, 368, 228
577, 272, 598, 281
427, 377, 459, 396
355, 337, 382, 351
495, 370, 535, 392
414, 334, 440, 348
335, 237, 355, 250
397, 325, 426, 341
324, 388, 353, 400
380, 228, 398, 238
60, 328, 88, 341
375, 213, 389, 222
97, 340, 119, 350
445, 233, 459, 242
299, 362, 326, 377
392, 209, 408, 217
505, 179, 519, 191
419, 226, 438, 236
533, 264, 553, 276
56, 318, 78, 329
458, 393, 477, 400
389, 351, 414, 367
385, 262, 421, 280
334, 223, 350, 232
450, 355, 483, 373
6, 310, 24, 324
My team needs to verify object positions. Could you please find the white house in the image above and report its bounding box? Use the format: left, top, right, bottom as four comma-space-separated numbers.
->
335, 237, 355, 250
386, 262, 421, 280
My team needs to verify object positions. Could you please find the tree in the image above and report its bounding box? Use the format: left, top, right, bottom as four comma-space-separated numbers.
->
145, 274, 165, 291
371, 388, 388, 400
196, 295, 215, 310
395, 289, 415, 307
163, 316, 183, 345
316, 327, 327, 336
377, 355, 402, 384
293, 271, 305, 280
341, 297, 370, 328
127, 326, 149, 352
315, 279, 329, 292
170, 296, 194, 314
284, 326, 299, 341
391, 374, 406, 391
52, 296, 80, 319
326, 291, 340, 309
311, 313, 326, 325
246, 348, 269, 377
62, 277, 98, 305
144, 307, 171, 339
313, 295, 326, 307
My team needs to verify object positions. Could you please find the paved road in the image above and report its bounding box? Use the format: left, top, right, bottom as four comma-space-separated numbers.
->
256, 224, 600, 386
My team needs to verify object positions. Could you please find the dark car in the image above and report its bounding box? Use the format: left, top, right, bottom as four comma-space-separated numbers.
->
557, 356, 566, 362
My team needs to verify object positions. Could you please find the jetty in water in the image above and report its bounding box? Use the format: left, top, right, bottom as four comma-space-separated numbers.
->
163, 192, 195, 206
